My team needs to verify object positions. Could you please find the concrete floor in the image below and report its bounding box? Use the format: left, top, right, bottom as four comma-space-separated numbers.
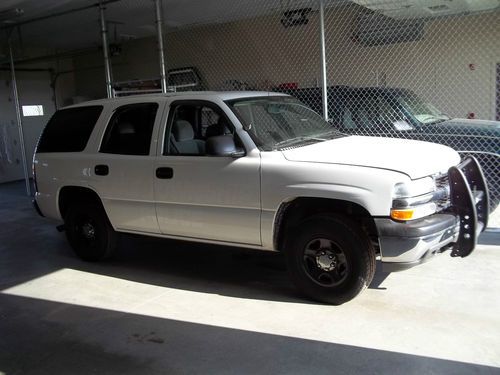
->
1, 181, 500, 375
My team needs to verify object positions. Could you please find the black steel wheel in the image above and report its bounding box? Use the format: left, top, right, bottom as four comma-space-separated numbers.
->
285, 214, 375, 305
65, 202, 116, 261
303, 238, 350, 287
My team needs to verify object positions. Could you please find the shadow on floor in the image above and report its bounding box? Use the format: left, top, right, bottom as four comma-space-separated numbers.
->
0, 293, 497, 375
479, 229, 500, 245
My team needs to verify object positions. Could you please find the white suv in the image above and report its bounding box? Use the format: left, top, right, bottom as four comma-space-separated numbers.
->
33, 91, 489, 304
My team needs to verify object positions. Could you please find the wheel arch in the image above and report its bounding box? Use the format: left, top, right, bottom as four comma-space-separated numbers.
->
273, 197, 378, 253
58, 185, 106, 220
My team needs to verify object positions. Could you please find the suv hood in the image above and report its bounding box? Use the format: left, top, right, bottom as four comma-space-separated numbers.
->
426, 118, 500, 136
282, 136, 460, 179
421, 119, 499, 154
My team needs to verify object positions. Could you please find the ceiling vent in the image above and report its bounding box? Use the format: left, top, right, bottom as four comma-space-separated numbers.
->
352, 12, 424, 46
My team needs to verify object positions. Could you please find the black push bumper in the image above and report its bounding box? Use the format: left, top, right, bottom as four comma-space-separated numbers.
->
448, 156, 489, 257
379, 156, 489, 272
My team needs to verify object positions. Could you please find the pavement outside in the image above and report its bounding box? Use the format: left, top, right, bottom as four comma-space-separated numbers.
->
1, 180, 499, 375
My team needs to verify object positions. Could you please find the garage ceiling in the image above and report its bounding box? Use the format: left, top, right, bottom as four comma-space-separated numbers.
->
1, 0, 499, 52
1, 0, 326, 51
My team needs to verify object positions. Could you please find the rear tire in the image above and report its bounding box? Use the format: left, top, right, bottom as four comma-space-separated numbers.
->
285, 214, 375, 305
65, 202, 117, 261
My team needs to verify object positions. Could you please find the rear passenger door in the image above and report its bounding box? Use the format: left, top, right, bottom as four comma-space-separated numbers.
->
89, 101, 162, 234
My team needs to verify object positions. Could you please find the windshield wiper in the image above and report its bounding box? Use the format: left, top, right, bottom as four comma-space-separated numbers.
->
317, 129, 344, 139
274, 136, 326, 150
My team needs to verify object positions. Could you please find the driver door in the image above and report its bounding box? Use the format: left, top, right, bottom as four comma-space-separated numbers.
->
153, 100, 262, 245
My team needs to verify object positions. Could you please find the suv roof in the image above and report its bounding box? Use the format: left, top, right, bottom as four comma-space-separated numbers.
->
336, 86, 414, 98
65, 91, 289, 109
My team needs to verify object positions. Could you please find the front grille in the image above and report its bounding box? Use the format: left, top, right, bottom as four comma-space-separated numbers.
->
434, 173, 451, 211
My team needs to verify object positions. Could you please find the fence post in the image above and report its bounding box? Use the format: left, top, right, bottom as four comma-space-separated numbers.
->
99, 1, 114, 98
154, 0, 168, 93
319, 0, 328, 121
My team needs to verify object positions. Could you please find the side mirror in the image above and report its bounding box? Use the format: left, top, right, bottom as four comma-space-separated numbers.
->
327, 118, 339, 127
206, 135, 245, 158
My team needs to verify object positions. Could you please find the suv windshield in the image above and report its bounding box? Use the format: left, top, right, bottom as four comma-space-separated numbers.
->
397, 93, 450, 125
226, 96, 343, 150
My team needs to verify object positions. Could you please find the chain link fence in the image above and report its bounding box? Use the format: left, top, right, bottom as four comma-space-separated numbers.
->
160, 0, 500, 227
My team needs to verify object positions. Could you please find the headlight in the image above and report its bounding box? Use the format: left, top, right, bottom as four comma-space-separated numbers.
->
393, 177, 435, 198
391, 177, 438, 221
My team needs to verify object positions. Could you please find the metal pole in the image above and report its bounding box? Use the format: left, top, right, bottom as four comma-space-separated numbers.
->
154, 0, 168, 93
99, 2, 114, 98
319, 0, 328, 121
8, 40, 31, 196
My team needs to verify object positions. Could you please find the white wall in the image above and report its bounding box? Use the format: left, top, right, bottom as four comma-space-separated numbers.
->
323, 5, 500, 120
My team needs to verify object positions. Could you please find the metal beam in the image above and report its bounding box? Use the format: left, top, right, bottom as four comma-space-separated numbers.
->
99, 2, 114, 98
8, 40, 31, 196
1, 0, 122, 30
319, 0, 328, 121
154, 0, 168, 94
0, 47, 99, 67
0, 67, 51, 72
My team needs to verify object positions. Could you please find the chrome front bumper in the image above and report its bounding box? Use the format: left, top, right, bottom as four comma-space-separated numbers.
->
377, 156, 489, 272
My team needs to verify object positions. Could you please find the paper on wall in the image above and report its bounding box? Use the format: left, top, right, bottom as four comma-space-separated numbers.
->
0, 124, 13, 164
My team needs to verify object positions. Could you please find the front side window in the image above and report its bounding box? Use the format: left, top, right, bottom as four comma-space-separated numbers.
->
226, 96, 342, 151
376, 96, 414, 131
164, 101, 238, 156
341, 93, 412, 132
100, 103, 158, 155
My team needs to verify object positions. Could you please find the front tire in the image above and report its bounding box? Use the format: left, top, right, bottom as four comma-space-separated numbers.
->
285, 214, 376, 305
65, 202, 117, 261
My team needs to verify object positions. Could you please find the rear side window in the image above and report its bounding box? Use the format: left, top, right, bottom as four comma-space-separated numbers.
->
100, 103, 158, 156
37, 106, 103, 153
